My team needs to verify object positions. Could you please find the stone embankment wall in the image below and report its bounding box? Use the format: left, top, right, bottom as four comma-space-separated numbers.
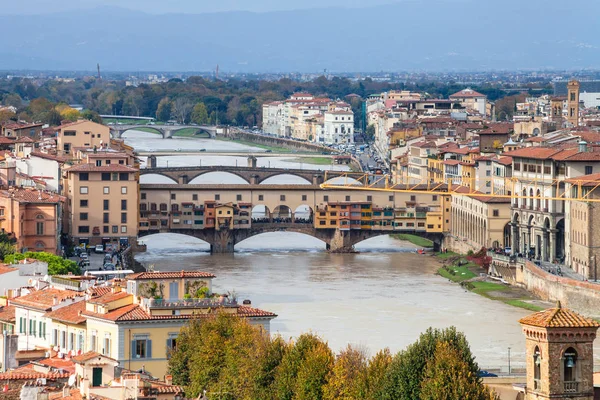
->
444, 236, 480, 255
490, 253, 600, 317
223, 130, 334, 154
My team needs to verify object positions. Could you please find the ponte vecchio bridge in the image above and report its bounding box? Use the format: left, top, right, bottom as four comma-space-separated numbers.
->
139, 166, 447, 253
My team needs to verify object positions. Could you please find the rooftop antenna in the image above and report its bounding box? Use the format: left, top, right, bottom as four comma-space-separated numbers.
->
97, 63, 101, 81
216, 64, 219, 80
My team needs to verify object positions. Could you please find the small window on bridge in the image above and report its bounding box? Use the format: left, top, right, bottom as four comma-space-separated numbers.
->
215, 194, 220, 201
193, 194, 198, 201
324, 196, 329, 202
141, 193, 146, 200
258, 195, 264, 201
345, 196, 351, 201
280, 195, 286, 201
367, 195, 372, 201
237, 195, 242, 201
302, 195, 307, 201
171, 194, 176, 200
389, 195, 394, 201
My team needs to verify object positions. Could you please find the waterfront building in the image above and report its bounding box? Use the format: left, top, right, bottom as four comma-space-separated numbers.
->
64, 163, 139, 248
565, 172, 600, 279
520, 304, 598, 400
262, 94, 355, 144
56, 120, 110, 157
448, 190, 511, 253
505, 143, 600, 262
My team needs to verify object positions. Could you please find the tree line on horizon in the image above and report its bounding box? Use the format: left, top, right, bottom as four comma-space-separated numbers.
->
168, 312, 499, 400
0, 75, 550, 129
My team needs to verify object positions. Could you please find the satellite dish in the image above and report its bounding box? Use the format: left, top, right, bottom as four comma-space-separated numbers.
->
43, 275, 49, 282
68, 374, 76, 387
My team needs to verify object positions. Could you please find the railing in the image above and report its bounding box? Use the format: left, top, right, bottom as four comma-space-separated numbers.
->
564, 381, 578, 393
143, 297, 238, 309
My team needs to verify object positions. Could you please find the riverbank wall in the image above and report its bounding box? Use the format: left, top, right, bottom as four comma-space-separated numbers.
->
223, 130, 335, 154
490, 254, 600, 317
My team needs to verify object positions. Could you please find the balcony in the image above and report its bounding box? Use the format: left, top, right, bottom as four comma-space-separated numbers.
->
564, 381, 578, 393
142, 297, 238, 309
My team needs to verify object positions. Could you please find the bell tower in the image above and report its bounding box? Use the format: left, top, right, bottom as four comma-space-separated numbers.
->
520, 302, 599, 400
567, 79, 580, 127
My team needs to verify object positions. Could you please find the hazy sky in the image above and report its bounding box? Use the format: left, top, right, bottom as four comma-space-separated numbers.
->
1, 0, 401, 14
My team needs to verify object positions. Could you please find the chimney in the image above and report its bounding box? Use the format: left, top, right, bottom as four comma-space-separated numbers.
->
164, 375, 173, 385
579, 140, 588, 153
52, 296, 58, 305
63, 385, 70, 398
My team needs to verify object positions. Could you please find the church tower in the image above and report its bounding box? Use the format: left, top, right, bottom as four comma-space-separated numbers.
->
567, 79, 580, 127
520, 303, 599, 400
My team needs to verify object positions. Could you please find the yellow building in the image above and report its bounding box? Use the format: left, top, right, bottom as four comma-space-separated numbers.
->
64, 163, 139, 248
56, 120, 111, 157
82, 271, 276, 378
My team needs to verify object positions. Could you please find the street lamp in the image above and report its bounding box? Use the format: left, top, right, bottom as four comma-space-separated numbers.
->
508, 347, 511, 375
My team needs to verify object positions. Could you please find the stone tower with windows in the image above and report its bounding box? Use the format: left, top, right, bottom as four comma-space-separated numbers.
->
520, 303, 599, 400
567, 80, 580, 127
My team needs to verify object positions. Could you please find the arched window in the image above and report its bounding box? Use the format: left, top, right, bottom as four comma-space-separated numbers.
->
533, 346, 541, 389
529, 188, 534, 209
536, 190, 541, 209
564, 347, 577, 383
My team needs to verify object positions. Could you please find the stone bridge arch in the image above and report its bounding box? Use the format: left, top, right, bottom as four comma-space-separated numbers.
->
259, 173, 314, 185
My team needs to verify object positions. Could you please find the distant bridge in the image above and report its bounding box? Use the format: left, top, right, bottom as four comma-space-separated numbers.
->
110, 124, 218, 139
101, 115, 155, 121
136, 151, 336, 158
138, 181, 446, 253
139, 165, 352, 185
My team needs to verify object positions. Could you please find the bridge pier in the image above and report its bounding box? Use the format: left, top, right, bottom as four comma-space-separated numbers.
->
328, 229, 356, 253
209, 229, 235, 254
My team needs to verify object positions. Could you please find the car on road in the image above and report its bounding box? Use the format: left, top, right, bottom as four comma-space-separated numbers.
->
79, 260, 90, 269
477, 370, 498, 378
94, 245, 104, 254
103, 263, 115, 271
265, 149, 272, 153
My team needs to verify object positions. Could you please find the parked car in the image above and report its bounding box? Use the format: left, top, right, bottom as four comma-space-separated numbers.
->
104, 254, 113, 263
94, 245, 104, 254
103, 263, 115, 271
79, 253, 89, 260
78, 260, 90, 269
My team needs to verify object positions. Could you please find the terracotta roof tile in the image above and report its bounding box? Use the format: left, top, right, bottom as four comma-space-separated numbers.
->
10, 288, 84, 312
565, 172, 600, 187
0, 305, 16, 323
36, 357, 76, 374
66, 163, 137, 173
519, 305, 599, 328
72, 351, 118, 364
126, 270, 216, 280
0, 363, 70, 380
449, 88, 486, 98
83, 303, 276, 322
0, 187, 64, 204
0, 264, 17, 275
30, 151, 70, 162
44, 301, 86, 325
87, 291, 131, 305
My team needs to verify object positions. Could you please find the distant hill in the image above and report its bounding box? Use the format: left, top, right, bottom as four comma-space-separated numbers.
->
0, 1, 598, 72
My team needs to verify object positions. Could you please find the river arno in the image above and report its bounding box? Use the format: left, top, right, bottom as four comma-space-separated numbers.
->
127, 130, 532, 370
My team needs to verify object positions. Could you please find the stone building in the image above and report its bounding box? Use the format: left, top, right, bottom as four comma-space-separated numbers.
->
519, 304, 599, 400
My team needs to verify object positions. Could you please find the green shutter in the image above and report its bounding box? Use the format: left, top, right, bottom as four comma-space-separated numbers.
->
131, 340, 136, 358
146, 340, 152, 359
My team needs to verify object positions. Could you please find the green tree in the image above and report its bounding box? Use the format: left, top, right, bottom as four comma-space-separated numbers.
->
323, 344, 367, 400
169, 311, 273, 399
366, 124, 375, 140
380, 327, 479, 400
420, 342, 498, 400
80, 109, 103, 123
358, 348, 392, 400
273, 333, 331, 400
59, 106, 80, 122
294, 342, 334, 400
4, 252, 79, 275
156, 97, 172, 122
191, 102, 209, 125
